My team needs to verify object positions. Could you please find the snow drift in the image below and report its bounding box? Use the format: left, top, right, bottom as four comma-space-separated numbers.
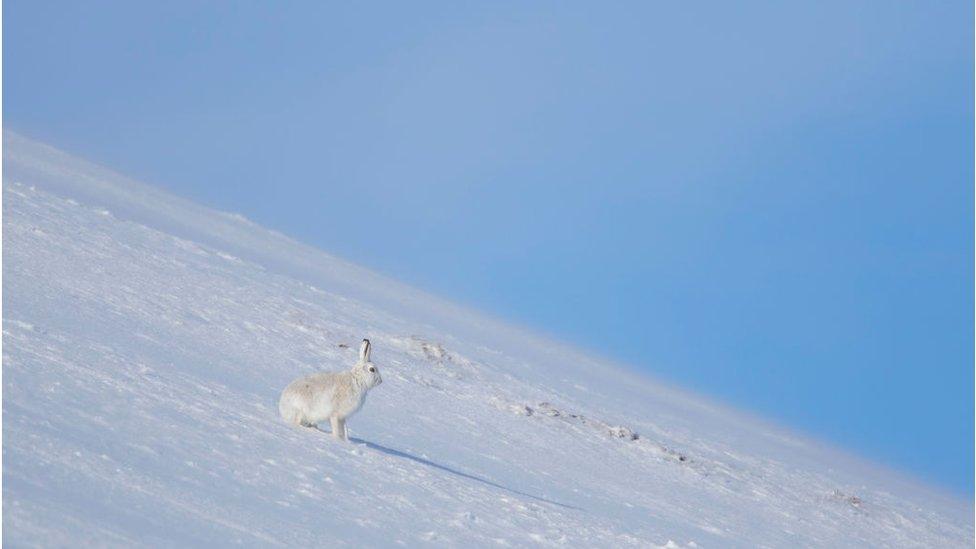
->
3, 132, 972, 547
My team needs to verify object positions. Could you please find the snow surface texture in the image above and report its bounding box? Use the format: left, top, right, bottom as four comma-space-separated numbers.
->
3, 131, 973, 547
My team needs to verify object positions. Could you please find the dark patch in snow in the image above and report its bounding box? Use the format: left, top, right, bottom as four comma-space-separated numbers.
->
829, 489, 866, 512
608, 426, 640, 441
391, 336, 480, 382
510, 401, 692, 464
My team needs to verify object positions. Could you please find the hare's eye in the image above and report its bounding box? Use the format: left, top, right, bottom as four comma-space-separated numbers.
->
369, 367, 376, 372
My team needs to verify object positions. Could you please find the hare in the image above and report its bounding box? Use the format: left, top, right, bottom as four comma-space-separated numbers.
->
279, 339, 382, 441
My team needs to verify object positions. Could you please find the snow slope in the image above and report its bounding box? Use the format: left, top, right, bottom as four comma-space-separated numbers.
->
3, 132, 972, 547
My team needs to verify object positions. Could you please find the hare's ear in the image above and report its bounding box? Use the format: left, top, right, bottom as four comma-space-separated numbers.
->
359, 339, 371, 363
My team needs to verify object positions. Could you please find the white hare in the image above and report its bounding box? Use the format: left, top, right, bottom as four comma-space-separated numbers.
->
278, 339, 382, 441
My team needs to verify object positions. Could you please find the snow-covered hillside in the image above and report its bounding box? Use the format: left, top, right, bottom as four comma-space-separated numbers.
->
3, 132, 972, 547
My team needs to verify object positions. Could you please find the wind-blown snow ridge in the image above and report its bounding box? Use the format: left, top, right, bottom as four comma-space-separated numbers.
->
3, 131, 973, 547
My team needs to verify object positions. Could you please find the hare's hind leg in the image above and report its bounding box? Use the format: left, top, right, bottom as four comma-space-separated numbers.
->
330, 416, 348, 441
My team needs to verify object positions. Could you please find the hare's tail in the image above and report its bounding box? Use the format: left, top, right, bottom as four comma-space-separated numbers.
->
278, 392, 302, 426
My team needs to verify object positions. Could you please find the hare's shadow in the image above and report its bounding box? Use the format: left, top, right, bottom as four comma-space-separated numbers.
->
337, 434, 580, 511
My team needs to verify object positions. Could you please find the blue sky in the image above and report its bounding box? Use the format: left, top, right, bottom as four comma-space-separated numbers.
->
5, 2, 972, 493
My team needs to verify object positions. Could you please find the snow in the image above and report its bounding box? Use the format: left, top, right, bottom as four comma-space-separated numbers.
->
3, 131, 973, 547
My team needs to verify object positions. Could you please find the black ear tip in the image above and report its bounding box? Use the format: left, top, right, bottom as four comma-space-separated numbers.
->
363, 338, 370, 345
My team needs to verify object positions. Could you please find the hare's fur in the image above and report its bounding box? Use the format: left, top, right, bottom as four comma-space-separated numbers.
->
279, 339, 382, 441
